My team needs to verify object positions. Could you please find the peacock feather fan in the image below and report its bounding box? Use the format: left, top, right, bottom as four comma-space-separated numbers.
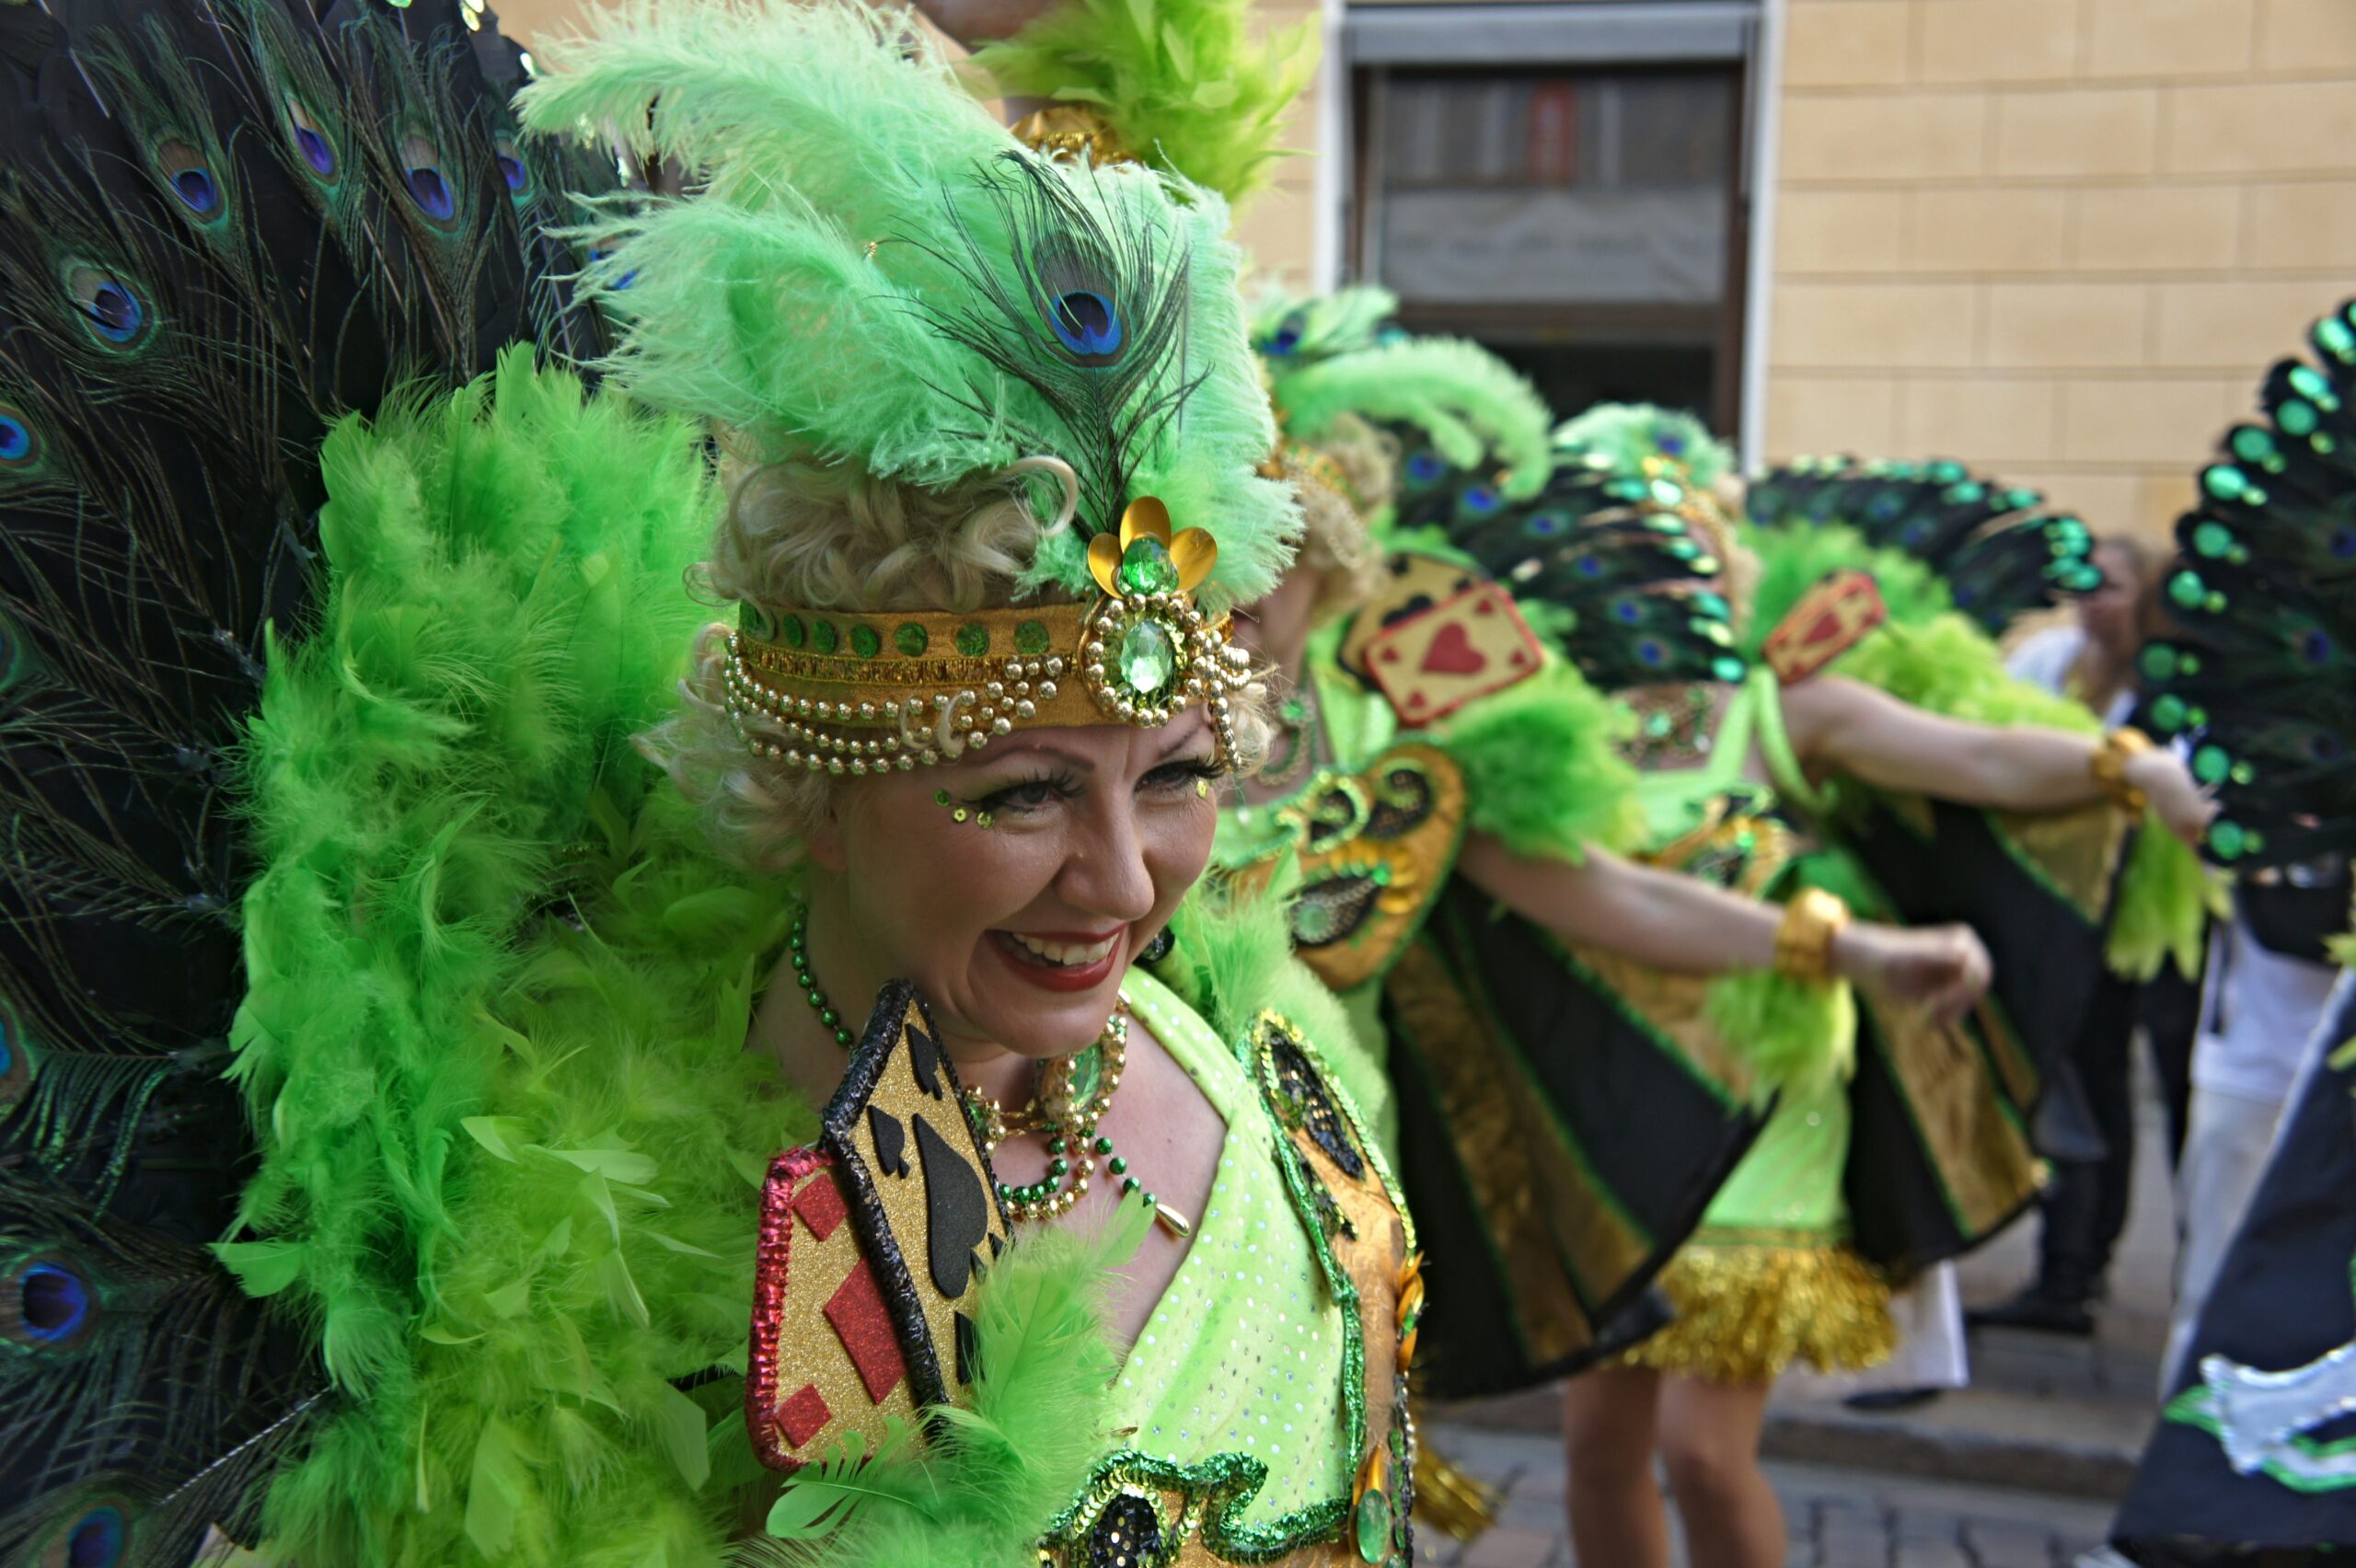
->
1392, 432, 1750, 692
1746, 455, 2101, 636
1255, 284, 1555, 501
964, 0, 1320, 206
0, 0, 615, 1558
515, 1, 1297, 603
2139, 296, 2356, 870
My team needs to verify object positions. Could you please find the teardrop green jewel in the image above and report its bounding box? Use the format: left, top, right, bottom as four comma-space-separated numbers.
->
1117, 618, 1177, 695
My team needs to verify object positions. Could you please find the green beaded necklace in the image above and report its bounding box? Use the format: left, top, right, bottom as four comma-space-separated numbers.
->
787, 907, 1188, 1237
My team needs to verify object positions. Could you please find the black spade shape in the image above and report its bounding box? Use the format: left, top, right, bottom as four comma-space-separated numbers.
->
905, 1020, 942, 1100
1381, 594, 1437, 629
868, 1105, 909, 1178
913, 1112, 991, 1299
954, 1309, 981, 1386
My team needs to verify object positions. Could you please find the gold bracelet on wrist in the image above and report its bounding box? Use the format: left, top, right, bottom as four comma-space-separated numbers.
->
1773, 888, 1852, 986
2090, 727, 2154, 814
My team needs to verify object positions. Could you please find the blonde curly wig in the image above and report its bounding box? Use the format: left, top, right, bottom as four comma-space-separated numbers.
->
1284, 411, 1396, 630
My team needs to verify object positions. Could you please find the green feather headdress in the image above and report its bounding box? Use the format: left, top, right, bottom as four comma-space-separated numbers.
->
1555, 401, 1738, 490
964, 0, 1320, 205
1255, 285, 1555, 501
515, 1, 1296, 604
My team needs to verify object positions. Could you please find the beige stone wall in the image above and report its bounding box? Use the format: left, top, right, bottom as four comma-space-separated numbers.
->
1768, 0, 2356, 544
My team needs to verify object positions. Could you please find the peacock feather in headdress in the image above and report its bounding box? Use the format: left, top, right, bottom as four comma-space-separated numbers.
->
2140, 296, 2356, 870
516, 2, 1297, 606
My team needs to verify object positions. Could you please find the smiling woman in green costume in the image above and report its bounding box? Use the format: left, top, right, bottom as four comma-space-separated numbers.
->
0, 4, 1428, 1566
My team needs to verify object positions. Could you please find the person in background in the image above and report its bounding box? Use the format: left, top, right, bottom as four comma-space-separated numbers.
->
1975, 536, 2185, 1336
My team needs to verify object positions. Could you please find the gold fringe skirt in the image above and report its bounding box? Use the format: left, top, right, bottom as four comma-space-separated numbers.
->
1613, 1239, 1897, 1385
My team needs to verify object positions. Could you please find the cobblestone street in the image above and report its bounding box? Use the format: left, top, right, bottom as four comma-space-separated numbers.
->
1420, 1423, 2117, 1568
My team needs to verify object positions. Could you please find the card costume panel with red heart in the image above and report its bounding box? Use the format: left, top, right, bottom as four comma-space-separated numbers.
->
1361, 582, 1545, 726
1763, 570, 1888, 686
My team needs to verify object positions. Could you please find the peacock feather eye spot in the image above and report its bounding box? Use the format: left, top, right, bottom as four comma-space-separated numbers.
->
1405, 453, 1444, 484
494, 136, 532, 199
2230, 427, 2278, 464
157, 140, 222, 218
8, 1258, 94, 1348
1047, 289, 1122, 359
401, 134, 456, 223
0, 409, 34, 468
1656, 432, 1686, 455
1637, 638, 1666, 665
1265, 314, 1306, 355
1615, 601, 1641, 624
285, 98, 336, 179
2331, 526, 2356, 559
1461, 485, 1500, 515
1526, 512, 1565, 536
60, 1505, 127, 1568
2299, 628, 2333, 664
2320, 315, 2356, 361
1867, 495, 1903, 522
65, 266, 147, 347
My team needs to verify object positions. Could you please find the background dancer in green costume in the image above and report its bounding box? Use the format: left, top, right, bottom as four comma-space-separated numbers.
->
0, 4, 1422, 1564
1415, 407, 2211, 1568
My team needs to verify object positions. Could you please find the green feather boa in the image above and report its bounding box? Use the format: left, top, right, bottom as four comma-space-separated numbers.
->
1437, 662, 1646, 864
233, 352, 797, 1564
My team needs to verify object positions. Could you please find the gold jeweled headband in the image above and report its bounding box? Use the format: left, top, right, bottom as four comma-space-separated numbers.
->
723, 498, 1251, 772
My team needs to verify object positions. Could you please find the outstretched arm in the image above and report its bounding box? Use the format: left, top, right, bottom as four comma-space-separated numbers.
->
1457, 832, 1991, 1024
1779, 674, 2214, 845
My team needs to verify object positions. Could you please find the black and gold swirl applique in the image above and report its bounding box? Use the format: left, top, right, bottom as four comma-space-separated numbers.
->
1231, 744, 1470, 993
